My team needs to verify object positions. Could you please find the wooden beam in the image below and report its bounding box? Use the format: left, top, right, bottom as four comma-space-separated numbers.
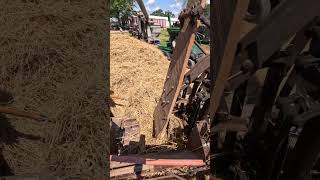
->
209, 0, 250, 120
153, 0, 207, 138
239, 0, 320, 67
184, 55, 210, 83
222, 0, 320, 95
136, 0, 149, 21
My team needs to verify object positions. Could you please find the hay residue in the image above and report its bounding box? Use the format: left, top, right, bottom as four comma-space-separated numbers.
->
0, 1, 108, 179
110, 33, 170, 145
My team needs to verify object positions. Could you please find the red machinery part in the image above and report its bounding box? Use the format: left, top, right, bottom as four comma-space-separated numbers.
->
110, 155, 205, 166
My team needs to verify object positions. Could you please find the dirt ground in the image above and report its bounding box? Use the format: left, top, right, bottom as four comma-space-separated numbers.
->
0, 1, 108, 179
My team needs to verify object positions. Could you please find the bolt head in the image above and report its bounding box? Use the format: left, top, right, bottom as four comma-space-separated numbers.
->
242, 59, 254, 71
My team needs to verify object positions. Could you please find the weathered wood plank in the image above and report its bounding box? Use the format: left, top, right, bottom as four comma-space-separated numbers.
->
219, 0, 320, 97
136, 0, 149, 20
239, 0, 320, 67
184, 55, 210, 83
209, 0, 250, 120
153, 0, 207, 138
110, 164, 155, 179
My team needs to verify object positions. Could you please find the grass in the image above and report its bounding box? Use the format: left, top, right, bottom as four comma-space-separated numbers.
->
159, 29, 170, 46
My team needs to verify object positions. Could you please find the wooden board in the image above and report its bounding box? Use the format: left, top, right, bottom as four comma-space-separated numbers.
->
226, 0, 320, 94
110, 165, 155, 179
184, 54, 210, 83
209, 0, 250, 120
153, 1, 206, 138
239, 0, 320, 66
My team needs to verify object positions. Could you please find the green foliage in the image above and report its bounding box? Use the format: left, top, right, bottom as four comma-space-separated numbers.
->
111, 0, 135, 19
151, 9, 164, 16
159, 29, 170, 45
111, 0, 135, 26
164, 10, 175, 18
151, 9, 175, 17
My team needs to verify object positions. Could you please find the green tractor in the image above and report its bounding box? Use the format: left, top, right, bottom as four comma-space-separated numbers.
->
159, 16, 209, 69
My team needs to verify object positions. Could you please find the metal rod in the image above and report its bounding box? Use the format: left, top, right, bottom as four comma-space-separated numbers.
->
110, 155, 205, 166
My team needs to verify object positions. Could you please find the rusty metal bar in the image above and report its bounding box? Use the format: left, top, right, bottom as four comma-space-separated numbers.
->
110, 155, 205, 166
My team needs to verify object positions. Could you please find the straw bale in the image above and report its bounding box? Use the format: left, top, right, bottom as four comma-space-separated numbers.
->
110, 33, 170, 145
0, 1, 108, 179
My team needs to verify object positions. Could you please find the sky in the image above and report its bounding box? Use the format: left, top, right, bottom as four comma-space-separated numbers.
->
136, 0, 210, 17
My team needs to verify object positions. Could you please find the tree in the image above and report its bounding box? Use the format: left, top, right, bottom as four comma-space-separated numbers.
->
164, 10, 175, 18
151, 9, 175, 17
151, 9, 165, 16
111, 0, 135, 27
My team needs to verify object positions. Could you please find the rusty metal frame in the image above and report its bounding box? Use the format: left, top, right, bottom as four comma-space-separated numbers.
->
208, 0, 320, 177
209, 0, 320, 128
112, 0, 320, 178
223, 0, 320, 92
110, 150, 206, 179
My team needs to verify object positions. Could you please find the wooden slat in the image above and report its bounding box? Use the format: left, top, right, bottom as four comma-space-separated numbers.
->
210, 0, 237, 83
184, 55, 210, 82
153, 0, 206, 138
136, 0, 149, 20
222, 0, 320, 96
239, 0, 320, 66
110, 164, 155, 179
209, 0, 250, 120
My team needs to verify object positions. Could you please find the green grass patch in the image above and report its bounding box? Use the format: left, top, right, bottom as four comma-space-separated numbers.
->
159, 29, 169, 45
